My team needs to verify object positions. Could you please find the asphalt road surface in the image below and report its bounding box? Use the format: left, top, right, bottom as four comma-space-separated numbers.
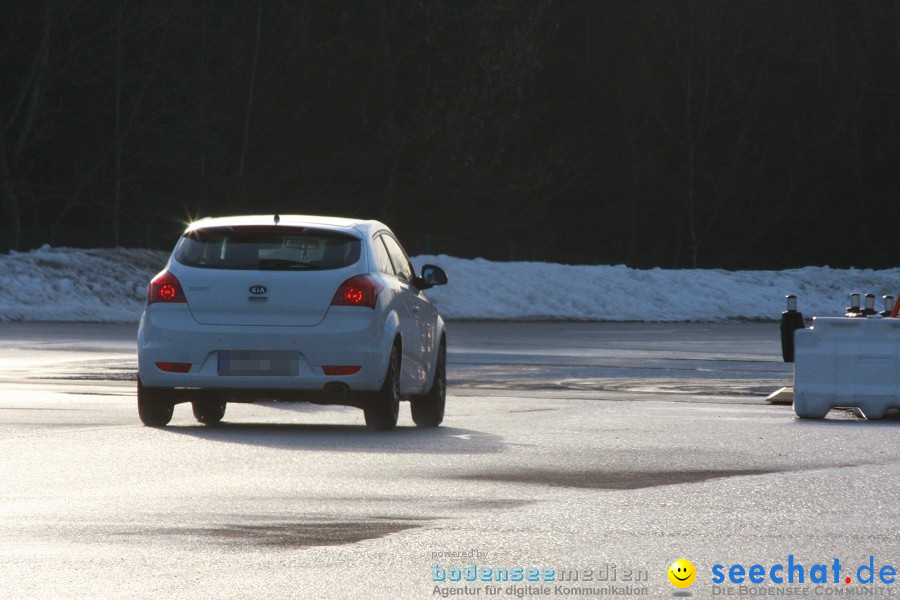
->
0, 321, 898, 599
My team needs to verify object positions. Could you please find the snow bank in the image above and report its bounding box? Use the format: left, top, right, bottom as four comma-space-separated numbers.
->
412, 256, 899, 322
0, 246, 166, 322
0, 246, 896, 322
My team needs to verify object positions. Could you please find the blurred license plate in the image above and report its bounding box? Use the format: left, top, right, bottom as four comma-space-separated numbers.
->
217, 350, 299, 376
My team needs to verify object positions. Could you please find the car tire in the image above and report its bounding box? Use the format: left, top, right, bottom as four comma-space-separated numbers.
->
192, 396, 227, 425
364, 343, 400, 431
137, 376, 174, 427
411, 340, 445, 427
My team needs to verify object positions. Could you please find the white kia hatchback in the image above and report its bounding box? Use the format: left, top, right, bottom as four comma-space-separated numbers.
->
136, 215, 448, 430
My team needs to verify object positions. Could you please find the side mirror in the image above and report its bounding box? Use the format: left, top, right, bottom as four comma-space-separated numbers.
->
417, 264, 447, 289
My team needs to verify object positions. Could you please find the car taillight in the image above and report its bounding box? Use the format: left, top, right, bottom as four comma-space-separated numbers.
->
156, 362, 191, 373
148, 270, 186, 304
322, 366, 361, 376
331, 274, 383, 309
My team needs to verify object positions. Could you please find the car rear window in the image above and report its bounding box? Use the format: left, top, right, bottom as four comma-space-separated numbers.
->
174, 226, 361, 270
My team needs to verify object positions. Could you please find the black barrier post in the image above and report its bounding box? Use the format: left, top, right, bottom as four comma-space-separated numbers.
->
862, 293, 878, 316
845, 293, 863, 317
780, 294, 805, 363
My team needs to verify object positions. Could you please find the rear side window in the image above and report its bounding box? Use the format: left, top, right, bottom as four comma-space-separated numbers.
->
174, 227, 361, 270
372, 236, 395, 275
380, 234, 415, 281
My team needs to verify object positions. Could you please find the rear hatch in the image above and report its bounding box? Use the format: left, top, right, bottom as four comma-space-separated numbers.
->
169, 225, 363, 327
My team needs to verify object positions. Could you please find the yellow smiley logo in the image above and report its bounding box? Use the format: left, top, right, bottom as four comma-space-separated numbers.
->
668, 558, 696, 588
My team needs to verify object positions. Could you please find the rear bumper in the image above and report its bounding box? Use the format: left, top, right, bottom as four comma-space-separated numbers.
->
137, 304, 392, 393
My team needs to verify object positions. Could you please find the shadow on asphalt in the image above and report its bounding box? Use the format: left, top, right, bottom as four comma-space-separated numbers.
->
457, 469, 778, 490
164, 422, 504, 454
156, 519, 425, 548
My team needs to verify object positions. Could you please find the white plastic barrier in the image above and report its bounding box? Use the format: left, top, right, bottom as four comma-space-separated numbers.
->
793, 317, 900, 419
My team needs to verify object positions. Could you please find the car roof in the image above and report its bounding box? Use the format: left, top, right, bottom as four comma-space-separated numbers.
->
185, 215, 385, 236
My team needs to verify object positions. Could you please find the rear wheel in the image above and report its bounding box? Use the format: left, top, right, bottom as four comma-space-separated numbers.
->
137, 377, 174, 427
192, 395, 227, 425
364, 344, 400, 431
411, 341, 445, 427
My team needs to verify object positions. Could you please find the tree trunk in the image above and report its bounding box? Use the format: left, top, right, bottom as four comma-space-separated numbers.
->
0, 136, 22, 251
112, 0, 124, 247
238, 1, 262, 179
198, 0, 208, 205
685, 3, 699, 269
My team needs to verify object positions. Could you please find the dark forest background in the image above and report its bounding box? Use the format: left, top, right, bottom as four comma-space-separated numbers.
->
1, 0, 898, 269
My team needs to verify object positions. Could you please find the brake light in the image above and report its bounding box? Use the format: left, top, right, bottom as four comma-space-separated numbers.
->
331, 274, 383, 309
322, 366, 361, 376
156, 362, 191, 373
148, 270, 186, 304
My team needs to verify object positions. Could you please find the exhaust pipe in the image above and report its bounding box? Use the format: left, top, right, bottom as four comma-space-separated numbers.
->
324, 382, 350, 397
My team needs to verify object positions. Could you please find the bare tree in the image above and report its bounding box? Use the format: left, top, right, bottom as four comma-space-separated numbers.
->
641, 1, 766, 267
0, 1, 56, 250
